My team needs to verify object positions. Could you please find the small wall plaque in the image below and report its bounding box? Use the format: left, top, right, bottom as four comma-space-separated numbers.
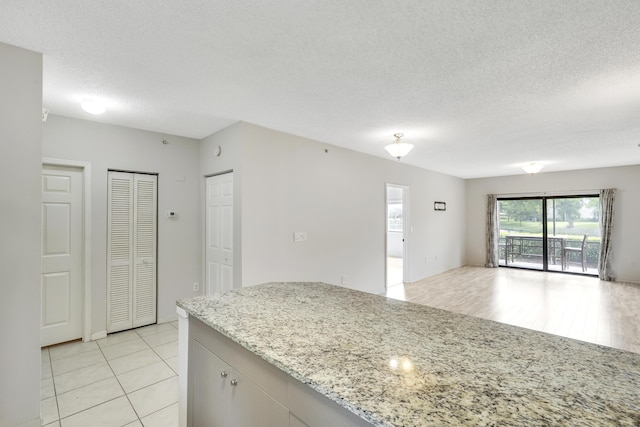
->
434, 201, 446, 211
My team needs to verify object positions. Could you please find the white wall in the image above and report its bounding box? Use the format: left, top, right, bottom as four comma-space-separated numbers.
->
0, 42, 42, 427
465, 166, 640, 283
42, 115, 202, 334
206, 122, 466, 295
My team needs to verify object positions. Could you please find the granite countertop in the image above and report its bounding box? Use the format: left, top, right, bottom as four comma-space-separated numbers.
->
177, 282, 640, 426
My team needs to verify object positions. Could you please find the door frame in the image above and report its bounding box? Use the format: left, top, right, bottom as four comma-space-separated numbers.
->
42, 158, 92, 343
385, 183, 409, 290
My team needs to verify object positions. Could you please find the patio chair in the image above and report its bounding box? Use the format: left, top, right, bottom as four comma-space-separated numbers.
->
563, 234, 588, 272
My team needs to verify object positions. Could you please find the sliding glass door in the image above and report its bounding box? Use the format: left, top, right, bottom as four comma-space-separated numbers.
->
498, 196, 599, 275
499, 199, 544, 270
546, 196, 600, 274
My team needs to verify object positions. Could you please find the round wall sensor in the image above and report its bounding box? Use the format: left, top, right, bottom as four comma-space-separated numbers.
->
215, 146, 222, 156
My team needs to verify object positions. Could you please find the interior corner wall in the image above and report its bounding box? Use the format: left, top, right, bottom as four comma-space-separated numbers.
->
42, 115, 202, 333
465, 165, 640, 283
237, 123, 466, 294
0, 42, 42, 427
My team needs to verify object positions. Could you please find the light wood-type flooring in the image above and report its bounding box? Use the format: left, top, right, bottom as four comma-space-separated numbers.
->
386, 265, 640, 354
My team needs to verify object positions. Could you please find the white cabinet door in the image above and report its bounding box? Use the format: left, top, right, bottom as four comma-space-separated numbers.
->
190, 340, 288, 427
107, 171, 157, 333
191, 341, 229, 427
41, 166, 83, 347
290, 414, 310, 427
230, 369, 289, 427
205, 173, 233, 295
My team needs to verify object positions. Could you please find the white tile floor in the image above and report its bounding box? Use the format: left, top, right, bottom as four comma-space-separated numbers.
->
41, 322, 179, 427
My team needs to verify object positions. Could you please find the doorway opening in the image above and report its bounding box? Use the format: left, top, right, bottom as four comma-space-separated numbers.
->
386, 184, 408, 289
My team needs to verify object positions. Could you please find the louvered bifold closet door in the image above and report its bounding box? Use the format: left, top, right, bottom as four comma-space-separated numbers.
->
132, 174, 157, 328
107, 172, 134, 333
107, 172, 157, 333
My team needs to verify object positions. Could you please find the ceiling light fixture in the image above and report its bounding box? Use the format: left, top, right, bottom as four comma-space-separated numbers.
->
81, 99, 106, 115
522, 162, 544, 174
384, 133, 414, 160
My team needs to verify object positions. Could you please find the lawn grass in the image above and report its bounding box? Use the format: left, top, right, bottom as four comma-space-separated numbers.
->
500, 221, 600, 241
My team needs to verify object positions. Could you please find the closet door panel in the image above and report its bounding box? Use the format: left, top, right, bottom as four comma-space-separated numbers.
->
107, 172, 157, 333
133, 174, 157, 327
107, 172, 134, 333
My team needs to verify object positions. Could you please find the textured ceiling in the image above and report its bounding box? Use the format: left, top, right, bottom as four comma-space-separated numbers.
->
1, 1, 639, 178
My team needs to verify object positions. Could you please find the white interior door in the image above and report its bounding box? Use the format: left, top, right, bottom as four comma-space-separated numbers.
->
206, 173, 233, 295
41, 165, 83, 347
107, 171, 157, 333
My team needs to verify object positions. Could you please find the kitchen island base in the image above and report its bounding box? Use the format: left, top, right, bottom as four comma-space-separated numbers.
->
178, 282, 640, 426
185, 315, 371, 427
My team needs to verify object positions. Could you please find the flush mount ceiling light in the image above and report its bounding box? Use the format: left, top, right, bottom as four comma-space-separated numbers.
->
522, 162, 544, 174
384, 133, 414, 160
81, 99, 106, 115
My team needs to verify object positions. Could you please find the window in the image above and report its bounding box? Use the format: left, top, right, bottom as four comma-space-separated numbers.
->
498, 196, 599, 275
388, 203, 403, 232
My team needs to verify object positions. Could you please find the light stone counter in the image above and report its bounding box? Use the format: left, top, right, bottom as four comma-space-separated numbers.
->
177, 282, 640, 426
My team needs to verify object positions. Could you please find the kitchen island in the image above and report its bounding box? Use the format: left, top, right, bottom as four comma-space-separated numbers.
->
177, 282, 640, 426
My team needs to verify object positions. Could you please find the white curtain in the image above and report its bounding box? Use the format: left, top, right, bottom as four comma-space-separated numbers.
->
485, 194, 499, 268
598, 189, 616, 281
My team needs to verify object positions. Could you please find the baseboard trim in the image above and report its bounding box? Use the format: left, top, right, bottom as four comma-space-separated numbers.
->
91, 330, 107, 341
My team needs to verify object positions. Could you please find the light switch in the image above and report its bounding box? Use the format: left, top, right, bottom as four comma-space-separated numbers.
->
294, 232, 307, 242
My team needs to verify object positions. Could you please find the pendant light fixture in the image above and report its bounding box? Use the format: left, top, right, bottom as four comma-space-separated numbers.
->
384, 133, 414, 160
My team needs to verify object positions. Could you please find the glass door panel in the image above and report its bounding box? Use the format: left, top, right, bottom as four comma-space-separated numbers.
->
547, 197, 600, 274
498, 199, 544, 270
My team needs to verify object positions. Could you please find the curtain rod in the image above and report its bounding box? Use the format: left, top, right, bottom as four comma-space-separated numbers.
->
495, 189, 605, 198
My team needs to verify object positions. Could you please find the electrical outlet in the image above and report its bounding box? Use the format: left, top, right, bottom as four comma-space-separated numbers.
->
193, 282, 200, 292
340, 275, 347, 285
294, 232, 307, 242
